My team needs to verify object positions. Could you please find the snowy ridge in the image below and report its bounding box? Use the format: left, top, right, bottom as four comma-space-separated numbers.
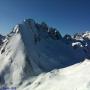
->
0, 19, 90, 90
21, 59, 90, 90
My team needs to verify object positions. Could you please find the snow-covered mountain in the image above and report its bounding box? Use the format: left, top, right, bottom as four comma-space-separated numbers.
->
0, 19, 90, 90
63, 32, 90, 59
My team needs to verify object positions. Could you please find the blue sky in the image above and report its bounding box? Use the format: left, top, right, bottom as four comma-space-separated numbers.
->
0, 0, 90, 35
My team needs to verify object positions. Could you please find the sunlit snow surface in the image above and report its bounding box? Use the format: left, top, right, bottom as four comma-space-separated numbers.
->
19, 60, 90, 90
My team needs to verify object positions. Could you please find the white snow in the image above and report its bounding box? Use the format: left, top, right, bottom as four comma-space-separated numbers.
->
82, 31, 90, 39
18, 59, 90, 90
72, 42, 83, 47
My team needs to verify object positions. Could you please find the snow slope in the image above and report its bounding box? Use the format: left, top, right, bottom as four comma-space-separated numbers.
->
20, 59, 90, 90
0, 19, 90, 90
